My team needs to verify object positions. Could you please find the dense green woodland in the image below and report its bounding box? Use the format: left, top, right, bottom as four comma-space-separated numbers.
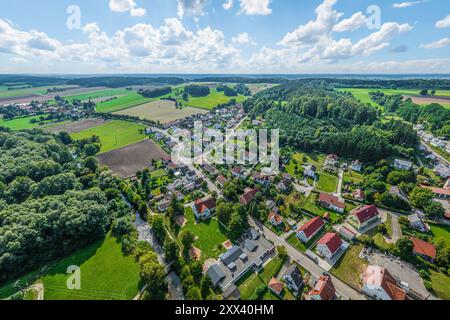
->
244, 82, 419, 161
0, 129, 133, 283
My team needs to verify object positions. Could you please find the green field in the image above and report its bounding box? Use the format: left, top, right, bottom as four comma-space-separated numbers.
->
331, 244, 367, 289
343, 170, 364, 185
95, 93, 153, 113
70, 120, 147, 153
316, 172, 338, 193
429, 270, 450, 300
63, 88, 131, 102
0, 85, 74, 99
184, 89, 246, 110
430, 223, 450, 247
42, 234, 141, 300
0, 114, 61, 131
180, 209, 228, 258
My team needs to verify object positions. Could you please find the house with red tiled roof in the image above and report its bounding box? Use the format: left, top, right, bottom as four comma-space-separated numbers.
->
422, 186, 450, 199
268, 212, 283, 227
268, 278, 284, 297
352, 189, 365, 201
309, 275, 335, 300
362, 265, 406, 300
192, 197, 216, 220
296, 216, 324, 243
410, 237, 436, 262
239, 188, 259, 206
216, 175, 228, 188
348, 205, 380, 229
317, 233, 344, 260
318, 193, 345, 213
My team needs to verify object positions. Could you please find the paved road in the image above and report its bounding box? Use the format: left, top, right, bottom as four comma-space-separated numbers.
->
248, 216, 367, 300
335, 168, 344, 198
390, 213, 402, 242
421, 141, 449, 166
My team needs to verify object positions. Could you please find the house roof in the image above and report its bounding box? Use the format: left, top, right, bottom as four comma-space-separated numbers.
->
422, 186, 450, 197
243, 239, 258, 252
282, 265, 303, 288
410, 237, 436, 259
268, 278, 284, 295
194, 197, 216, 214
268, 212, 283, 224
297, 217, 324, 238
309, 275, 335, 300
362, 265, 406, 300
207, 264, 226, 286
319, 193, 345, 209
239, 188, 259, 205
232, 166, 243, 174
351, 205, 379, 223
352, 189, 365, 198
327, 154, 338, 161
220, 246, 244, 266
318, 233, 343, 255
217, 175, 228, 185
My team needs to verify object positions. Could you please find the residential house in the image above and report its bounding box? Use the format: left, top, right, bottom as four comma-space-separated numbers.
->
276, 179, 291, 192
282, 265, 304, 295
207, 264, 226, 287
157, 200, 171, 213
217, 175, 228, 188
239, 188, 260, 206
252, 172, 270, 187
303, 164, 317, 179
389, 186, 409, 203
362, 265, 406, 300
408, 214, 428, 232
232, 167, 245, 179
350, 160, 363, 172
268, 211, 283, 227
296, 216, 324, 243
410, 237, 436, 262
266, 200, 276, 211
324, 154, 339, 172
203, 163, 219, 177
352, 189, 365, 201
338, 226, 356, 241
422, 186, 450, 199
268, 278, 284, 297
318, 193, 345, 214
309, 275, 335, 300
393, 159, 413, 171
316, 233, 344, 260
434, 164, 450, 178
169, 190, 184, 202
348, 205, 380, 230
192, 197, 216, 220
431, 138, 445, 148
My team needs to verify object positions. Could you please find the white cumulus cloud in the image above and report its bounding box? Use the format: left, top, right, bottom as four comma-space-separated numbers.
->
177, 0, 208, 18
232, 32, 255, 45
239, 0, 272, 16
393, 1, 422, 8
109, 0, 146, 17
436, 15, 450, 28
421, 38, 450, 49
223, 0, 233, 10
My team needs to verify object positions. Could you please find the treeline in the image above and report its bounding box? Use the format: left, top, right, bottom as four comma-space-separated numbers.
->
0, 75, 68, 87
68, 77, 185, 88
184, 85, 210, 97
191, 77, 288, 84
0, 129, 134, 283
217, 83, 251, 97
138, 86, 172, 98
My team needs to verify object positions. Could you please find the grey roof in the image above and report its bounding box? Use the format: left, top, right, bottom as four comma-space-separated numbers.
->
207, 264, 226, 286
249, 228, 260, 240
220, 246, 244, 266
283, 265, 304, 288
244, 239, 258, 252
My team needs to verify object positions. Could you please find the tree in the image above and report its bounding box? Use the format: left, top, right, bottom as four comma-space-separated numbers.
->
200, 276, 214, 299
57, 131, 73, 145
163, 238, 179, 261
423, 201, 445, 219
83, 143, 100, 156
180, 231, 195, 251
6, 176, 34, 203
277, 246, 288, 260
84, 156, 98, 172
186, 286, 202, 300
395, 237, 413, 260
409, 187, 434, 209
139, 253, 167, 300
216, 202, 232, 226
419, 89, 428, 96
151, 215, 167, 242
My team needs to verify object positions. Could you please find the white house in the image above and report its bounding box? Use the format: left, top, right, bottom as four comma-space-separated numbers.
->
296, 217, 324, 243
362, 265, 406, 300
316, 233, 344, 260
408, 213, 428, 232
303, 164, 317, 178
393, 159, 413, 170
192, 197, 216, 220
268, 212, 283, 227
434, 164, 450, 178
350, 160, 363, 172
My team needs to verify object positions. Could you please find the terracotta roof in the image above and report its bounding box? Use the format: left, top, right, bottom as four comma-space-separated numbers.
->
422, 186, 450, 197
232, 167, 243, 174
268, 212, 283, 225
297, 217, 324, 238
268, 278, 284, 295
217, 175, 228, 185
239, 188, 259, 205
351, 205, 379, 223
319, 193, 346, 209
362, 265, 406, 300
309, 275, 335, 300
410, 237, 436, 259
194, 197, 216, 214
318, 233, 343, 255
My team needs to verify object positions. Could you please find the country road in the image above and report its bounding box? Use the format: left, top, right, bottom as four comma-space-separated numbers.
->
248, 216, 367, 300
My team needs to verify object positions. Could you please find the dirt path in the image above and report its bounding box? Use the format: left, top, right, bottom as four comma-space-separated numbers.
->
29, 283, 44, 300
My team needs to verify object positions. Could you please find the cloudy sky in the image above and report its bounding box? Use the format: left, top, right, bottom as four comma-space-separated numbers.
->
0, 0, 449, 74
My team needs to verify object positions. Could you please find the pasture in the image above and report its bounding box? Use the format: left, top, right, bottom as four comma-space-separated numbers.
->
114, 99, 208, 124
184, 89, 246, 110
45, 118, 109, 134
97, 139, 169, 179
95, 93, 151, 113
42, 234, 141, 300
62, 88, 131, 102
70, 120, 147, 153
0, 85, 76, 99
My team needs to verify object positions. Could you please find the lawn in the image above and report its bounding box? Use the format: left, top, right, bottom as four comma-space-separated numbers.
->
0, 115, 50, 130
429, 223, 450, 247
95, 93, 152, 113
343, 170, 364, 185
286, 231, 325, 253
316, 172, 338, 193
331, 244, 367, 289
259, 257, 284, 282
180, 208, 228, 258
70, 120, 147, 153
429, 270, 450, 300
184, 89, 247, 110
238, 272, 265, 300
42, 233, 141, 300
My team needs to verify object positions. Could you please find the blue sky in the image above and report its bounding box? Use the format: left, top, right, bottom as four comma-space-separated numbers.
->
0, 0, 449, 74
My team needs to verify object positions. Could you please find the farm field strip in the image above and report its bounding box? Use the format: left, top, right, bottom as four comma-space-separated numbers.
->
62, 88, 131, 102
0, 85, 77, 99
95, 93, 153, 113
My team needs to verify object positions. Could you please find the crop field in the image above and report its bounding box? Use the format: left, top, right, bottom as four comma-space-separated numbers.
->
42, 234, 141, 300
246, 83, 278, 95
45, 118, 109, 134
95, 93, 152, 113
97, 139, 169, 179
183, 89, 247, 110
114, 99, 208, 123
70, 120, 147, 153
62, 88, 131, 102
0, 114, 65, 131
0, 85, 76, 99
337, 88, 450, 108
